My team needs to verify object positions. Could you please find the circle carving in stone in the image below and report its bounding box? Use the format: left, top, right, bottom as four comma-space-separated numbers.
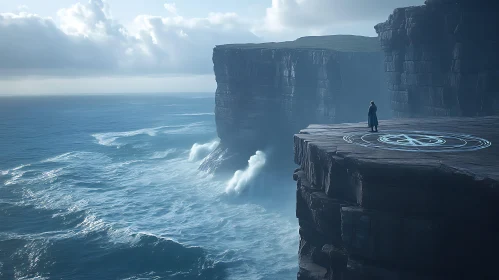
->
343, 130, 491, 152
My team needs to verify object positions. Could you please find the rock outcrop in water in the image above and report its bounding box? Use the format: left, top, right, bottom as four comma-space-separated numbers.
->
375, 0, 499, 118
293, 117, 499, 280
201, 35, 388, 172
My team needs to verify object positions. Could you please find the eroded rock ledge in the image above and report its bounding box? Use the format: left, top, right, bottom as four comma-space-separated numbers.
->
293, 117, 499, 280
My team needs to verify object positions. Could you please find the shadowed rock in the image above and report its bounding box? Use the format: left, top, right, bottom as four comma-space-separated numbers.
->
293, 116, 499, 279
375, 0, 499, 118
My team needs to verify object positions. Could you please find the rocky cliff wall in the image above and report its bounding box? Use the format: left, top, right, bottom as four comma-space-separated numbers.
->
202, 36, 388, 172
375, 0, 499, 117
293, 117, 499, 280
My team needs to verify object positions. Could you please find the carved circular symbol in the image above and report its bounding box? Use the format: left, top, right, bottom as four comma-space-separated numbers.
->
343, 130, 491, 152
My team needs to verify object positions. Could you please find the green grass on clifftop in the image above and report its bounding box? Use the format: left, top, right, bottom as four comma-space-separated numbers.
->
216, 35, 381, 52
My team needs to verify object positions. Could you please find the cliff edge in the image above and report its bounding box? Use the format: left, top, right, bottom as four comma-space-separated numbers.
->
293, 116, 499, 279
201, 35, 388, 172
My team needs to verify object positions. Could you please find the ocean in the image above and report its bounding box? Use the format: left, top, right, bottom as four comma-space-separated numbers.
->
0, 94, 299, 280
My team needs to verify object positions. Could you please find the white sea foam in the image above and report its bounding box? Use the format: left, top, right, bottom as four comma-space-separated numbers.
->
4, 171, 28, 186
188, 140, 219, 162
92, 123, 206, 147
12, 164, 31, 171
4, 152, 113, 188
162, 122, 207, 135
151, 149, 177, 159
1, 163, 31, 177
3, 164, 34, 186
41, 168, 64, 182
225, 151, 267, 195
17, 276, 50, 280
42, 152, 74, 163
76, 214, 108, 235
108, 160, 143, 170
42, 152, 102, 163
92, 126, 170, 147
173, 113, 215, 116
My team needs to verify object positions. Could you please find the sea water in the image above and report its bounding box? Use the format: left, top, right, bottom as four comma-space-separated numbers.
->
0, 94, 299, 280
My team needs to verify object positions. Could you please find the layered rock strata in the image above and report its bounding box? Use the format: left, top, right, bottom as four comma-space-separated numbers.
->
375, 0, 499, 118
201, 36, 387, 172
293, 116, 499, 279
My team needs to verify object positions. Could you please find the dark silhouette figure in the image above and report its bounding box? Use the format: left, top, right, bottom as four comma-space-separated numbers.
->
368, 101, 378, 132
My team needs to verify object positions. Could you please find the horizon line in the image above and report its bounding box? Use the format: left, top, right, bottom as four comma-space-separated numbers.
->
0, 92, 215, 97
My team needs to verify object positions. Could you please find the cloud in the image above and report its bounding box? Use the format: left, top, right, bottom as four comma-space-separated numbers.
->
0, 0, 260, 77
0, 0, 424, 78
17, 5, 29, 12
0, 12, 117, 73
132, 11, 258, 74
258, 0, 424, 35
164, 3, 177, 15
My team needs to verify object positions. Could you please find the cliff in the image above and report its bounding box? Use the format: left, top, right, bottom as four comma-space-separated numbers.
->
293, 116, 499, 279
375, 0, 499, 118
201, 35, 388, 172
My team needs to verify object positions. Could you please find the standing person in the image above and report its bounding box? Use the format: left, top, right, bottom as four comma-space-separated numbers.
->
368, 101, 378, 132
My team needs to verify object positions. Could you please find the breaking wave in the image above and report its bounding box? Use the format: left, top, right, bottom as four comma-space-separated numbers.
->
188, 140, 220, 162
0, 145, 296, 279
0, 95, 298, 280
225, 151, 267, 195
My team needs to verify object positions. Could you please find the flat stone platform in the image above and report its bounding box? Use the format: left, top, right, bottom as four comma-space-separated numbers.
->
296, 116, 498, 182
293, 116, 499, 280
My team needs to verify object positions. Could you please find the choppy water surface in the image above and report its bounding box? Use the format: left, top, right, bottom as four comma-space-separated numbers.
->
0, 95, 298, 280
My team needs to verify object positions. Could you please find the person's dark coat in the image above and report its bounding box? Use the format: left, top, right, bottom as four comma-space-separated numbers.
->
368, 104, 378, 127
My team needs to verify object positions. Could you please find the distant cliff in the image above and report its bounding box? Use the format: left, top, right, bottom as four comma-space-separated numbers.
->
375, 0, 499, 117
201, 35, 388, 172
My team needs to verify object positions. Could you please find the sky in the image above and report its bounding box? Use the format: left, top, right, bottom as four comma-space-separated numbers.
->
0, 0, 424, 95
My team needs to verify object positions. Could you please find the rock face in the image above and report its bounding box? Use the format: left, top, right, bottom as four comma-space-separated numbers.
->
375, 0, 499, 118
201, 36, 388, 172
293, 116, 499, 279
